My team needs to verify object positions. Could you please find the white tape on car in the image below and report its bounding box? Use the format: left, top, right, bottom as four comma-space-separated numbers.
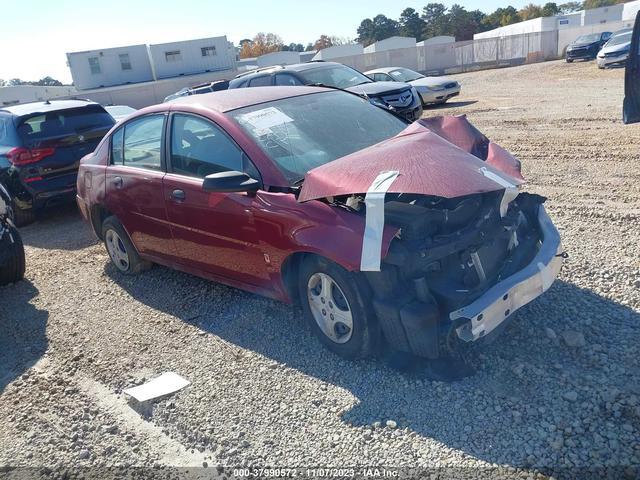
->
480, 167, 518, 217
360, 170, 400, 272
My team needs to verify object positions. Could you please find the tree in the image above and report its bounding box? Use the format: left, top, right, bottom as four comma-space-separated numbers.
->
422, 3, 450, 39
399, 8, 426, 40
239, 32, 283, 58
8, 78, 23, 86
542, 2, 561, 16
35, 76, 63, 87
583, 0, 616, 8
305, 43, 315, 51
559, 1, 583, 12
519, 3, 544, 20
482, 6, 522, 30
313, 35, 333, 51
448, 4, 485, 41
356, 14, 398, 45
0, 79, 6, 87
356, 18, 376, 45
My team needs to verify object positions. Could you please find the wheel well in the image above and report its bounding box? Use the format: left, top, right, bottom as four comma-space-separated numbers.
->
280, 252, 311, 305
90, 205, 113, 240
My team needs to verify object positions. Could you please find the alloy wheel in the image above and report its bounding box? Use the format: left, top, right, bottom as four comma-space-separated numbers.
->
307, 272, 353, 344
105, 229, 130, 272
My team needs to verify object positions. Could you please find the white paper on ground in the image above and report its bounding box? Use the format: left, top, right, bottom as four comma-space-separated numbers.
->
360, 170, 400, 272
123, 372, 190, 403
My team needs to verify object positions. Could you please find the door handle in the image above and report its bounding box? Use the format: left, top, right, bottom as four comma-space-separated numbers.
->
171, 189, 186, 201
112, 176, 123, 189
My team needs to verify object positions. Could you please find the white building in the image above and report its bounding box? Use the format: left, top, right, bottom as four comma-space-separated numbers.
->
66, 44, 154, 90
299, 50, 317, 62
313, 44, 363, 60
475, 0, 640, 40
256, 51, 301, 67
0, 85, 77, 107
148, 36, 235, 79
364, 36, 416, 53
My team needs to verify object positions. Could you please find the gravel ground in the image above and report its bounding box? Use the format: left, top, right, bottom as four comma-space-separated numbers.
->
0, 59, 639, 479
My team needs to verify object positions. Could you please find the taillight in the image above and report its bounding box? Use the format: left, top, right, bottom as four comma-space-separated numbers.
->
7, 146, 55, 166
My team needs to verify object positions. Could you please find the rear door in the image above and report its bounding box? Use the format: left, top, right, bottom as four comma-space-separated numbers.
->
624, 12, 640, 124
104, 113, 176, 262
16, 105, 115, 187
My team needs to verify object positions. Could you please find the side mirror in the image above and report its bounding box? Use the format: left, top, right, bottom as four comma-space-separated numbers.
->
202, 170, 260, 193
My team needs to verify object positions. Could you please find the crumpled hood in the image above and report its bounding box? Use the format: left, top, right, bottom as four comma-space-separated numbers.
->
298, 115, 524, 203
599, 41, 630, 55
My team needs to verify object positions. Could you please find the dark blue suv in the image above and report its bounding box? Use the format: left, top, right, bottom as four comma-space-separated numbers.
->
0, 100, 115, 225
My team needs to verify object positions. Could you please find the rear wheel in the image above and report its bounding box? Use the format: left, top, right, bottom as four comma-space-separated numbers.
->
0, 222, 25, 286
566, 58, 574, 63
12, 205, 36, 227
298, 256, 379, 359
101, 216, 151, 275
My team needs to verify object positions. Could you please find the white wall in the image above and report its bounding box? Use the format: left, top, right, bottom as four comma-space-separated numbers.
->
556, 12, 582, 29
313, 44, 363, 60
0, 85, 78, 106
623, 0, 640, 21
364, 36, 416, 53
256, 51, 301, 67
148, 36, 235, 79
582, 3, 624, 25
66, 45, 154, 90
475, 17, 556, 39
418, 36, 455, 46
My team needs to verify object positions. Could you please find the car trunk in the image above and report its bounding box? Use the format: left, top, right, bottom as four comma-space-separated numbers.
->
16, 105, 114, 187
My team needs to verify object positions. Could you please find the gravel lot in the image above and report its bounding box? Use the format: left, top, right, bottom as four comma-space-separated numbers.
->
1, 59, 639, 479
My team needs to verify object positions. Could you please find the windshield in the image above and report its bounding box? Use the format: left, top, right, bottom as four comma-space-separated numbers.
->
296, 65, 372, 89
106, 106, 136, 117
575, 34, 601, 43
230, 91, 407, 184
389, 68, 424, 82
606, 32, 632, 47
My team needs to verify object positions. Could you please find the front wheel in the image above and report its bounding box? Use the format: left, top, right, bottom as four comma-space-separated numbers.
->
566, 58, 574, 63
101, 217, 151, 275
298, 256, 380, 359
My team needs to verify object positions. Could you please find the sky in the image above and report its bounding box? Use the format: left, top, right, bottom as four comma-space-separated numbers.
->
0, 0, 533, 84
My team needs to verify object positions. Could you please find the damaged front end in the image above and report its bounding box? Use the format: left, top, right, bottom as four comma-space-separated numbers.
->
299, 115, 564, 359
359, 190, 562, 358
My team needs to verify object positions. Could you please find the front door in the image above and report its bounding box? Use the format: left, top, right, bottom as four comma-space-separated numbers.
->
162, 113, 270, 287
624, 12, 640, 124
104, 113, 176, 262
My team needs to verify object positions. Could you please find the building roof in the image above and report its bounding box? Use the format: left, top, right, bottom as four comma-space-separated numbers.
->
168, 86, 329, 112
0, 99, 97, 116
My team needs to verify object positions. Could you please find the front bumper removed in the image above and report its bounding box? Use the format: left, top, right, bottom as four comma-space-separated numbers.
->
451, 206, 563, 342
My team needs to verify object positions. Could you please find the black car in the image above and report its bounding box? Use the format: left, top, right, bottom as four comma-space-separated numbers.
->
566, 31, 613, 62
0, 100, 115, 226
0, 183, 24, 286
228, 62, 423, 122
164, 80, 230, 102
624, 12, 640, 124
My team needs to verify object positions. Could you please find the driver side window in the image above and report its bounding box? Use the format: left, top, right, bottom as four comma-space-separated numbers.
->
169, 114, 257, 179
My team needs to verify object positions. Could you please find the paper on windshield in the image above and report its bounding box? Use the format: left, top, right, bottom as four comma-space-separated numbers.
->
238, 107, 293, 134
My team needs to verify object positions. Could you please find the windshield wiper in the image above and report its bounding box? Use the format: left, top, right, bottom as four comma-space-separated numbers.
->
292, 177, 305, 186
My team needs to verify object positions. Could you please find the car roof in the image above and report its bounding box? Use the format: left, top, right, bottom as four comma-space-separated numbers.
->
364, 67, 400, 74
167, 86, 331, 112
0, 99, 100, 116
235, 61, 349, 79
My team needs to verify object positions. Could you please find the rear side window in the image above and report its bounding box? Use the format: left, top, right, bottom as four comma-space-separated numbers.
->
249, 76, 271, 87
18, 105, 115, 145
275, 74, 303, 86
111, 127, 124, 165
121, 115, 165, 171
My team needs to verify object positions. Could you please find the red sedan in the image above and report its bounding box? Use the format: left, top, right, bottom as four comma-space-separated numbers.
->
77, 87, 563, 360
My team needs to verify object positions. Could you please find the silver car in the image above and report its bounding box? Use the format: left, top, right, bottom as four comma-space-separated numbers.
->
597, 29, 633, 68
365, 67, 461, 106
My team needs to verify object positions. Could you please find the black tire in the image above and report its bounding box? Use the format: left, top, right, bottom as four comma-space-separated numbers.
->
12, 205, 36, 227
566, 58, 574, 63
101, 216, 151, 275
0, 222, 26, 286
298, 256, 380, 359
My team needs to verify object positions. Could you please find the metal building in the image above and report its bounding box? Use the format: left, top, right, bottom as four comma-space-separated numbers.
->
66, 45, 154, 90
148, 36, 235, 79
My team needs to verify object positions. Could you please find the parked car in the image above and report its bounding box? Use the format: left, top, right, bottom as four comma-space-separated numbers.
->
566, 31, 612, 62
0, 183, 25, 286
105, 105, 137, 122
624, 12, 640, 124
228, 62, 423, 122
164, 80, 230, 103
77, 87, 563, 360
0, 100, 115, 226
365, 67, 460, 106
597, 28, 633, 69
